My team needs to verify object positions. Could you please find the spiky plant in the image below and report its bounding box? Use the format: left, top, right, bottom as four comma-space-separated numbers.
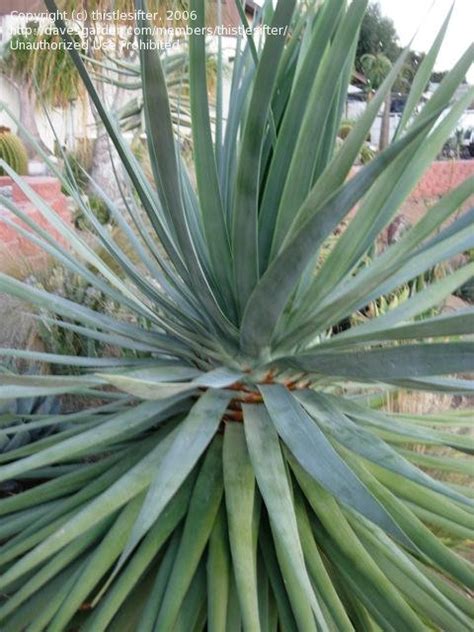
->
0, 387, 59, 457
0, 0, 473, 629
0, 127, 28, 176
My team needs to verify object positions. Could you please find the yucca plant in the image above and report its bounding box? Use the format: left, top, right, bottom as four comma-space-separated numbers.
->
0, 387, 59, 457
0, 0, 473, 629
88, 49, 193, 135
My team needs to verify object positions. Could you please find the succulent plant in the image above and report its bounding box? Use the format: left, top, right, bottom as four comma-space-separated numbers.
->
0, 388, 60, 455
0, 0, 472, 630
0, 382, 60, 495
0, 127, 28, 177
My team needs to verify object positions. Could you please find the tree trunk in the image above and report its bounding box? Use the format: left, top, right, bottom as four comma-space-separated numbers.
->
379, 92, 391, 151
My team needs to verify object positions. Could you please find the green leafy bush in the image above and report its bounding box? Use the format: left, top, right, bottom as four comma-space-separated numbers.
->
0, 0, 473, 629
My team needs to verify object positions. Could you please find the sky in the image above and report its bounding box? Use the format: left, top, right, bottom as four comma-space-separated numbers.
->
253, 0, 473, 83
376, 0, 473, 83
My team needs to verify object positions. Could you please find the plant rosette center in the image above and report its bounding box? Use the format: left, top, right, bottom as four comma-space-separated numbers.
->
222, 371, 313, 422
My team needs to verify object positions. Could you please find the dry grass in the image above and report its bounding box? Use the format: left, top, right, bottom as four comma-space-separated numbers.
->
384, 389, 453, 417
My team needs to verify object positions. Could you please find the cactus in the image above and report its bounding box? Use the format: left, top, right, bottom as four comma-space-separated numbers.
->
0, 126, 28, 176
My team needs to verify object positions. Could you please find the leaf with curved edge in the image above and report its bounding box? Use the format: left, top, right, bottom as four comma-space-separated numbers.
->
189, 0, 234, 312
0, 273, 181, 357
0, 429, 177, 590
0, 397, 186, 483
98, 366, 242, 400
0, 347, 157, 368
291, 458, 426, 631
339, 446, 474, 588
154, 436, 224, 632
43, 0, 237, 340
104, 365, 202, 382
335, 395, 474, 451
232, 0, 297, 312
134, 6, 235, 338
387, 377, 474, 395
243, 403, 325, 631
284, 342, 474, 380
348, 511, 472, 631
1, 557, 86, 632
295, 390, 472, 508
396, 5, 454, 137
259, 519, 298, 632
419, 205, 474, 254
240, 109, 440, 357
223, 423, 261, 631
365, 463, 474, 532
243, 405, 328, 630
207, 504, 231, 632
41, 0, 186, 277
47, 495, 144, 632
258, 0, 347, 266
0, 452, 123, 516
270, 0, 368, 256
172, 562, 207, 632
292, 487, 355, 632
315, 265, 474, 350
82, 476, 195, 632
399, 449, 473, 477
0, 517, 111, 623
116, 389, 230, 574
260, 384, 412, 547
134, 0, 186, 242
296, 90, 474, 321
0, 371, 101, 387
0, 165, 185, 340
137, 530, 181, 632
0, 385, 95, 399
